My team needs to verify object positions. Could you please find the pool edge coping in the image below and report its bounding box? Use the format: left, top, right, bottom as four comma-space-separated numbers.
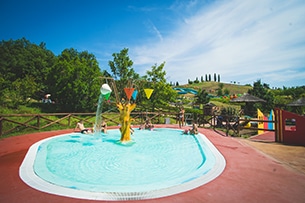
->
19, 129, 226, 201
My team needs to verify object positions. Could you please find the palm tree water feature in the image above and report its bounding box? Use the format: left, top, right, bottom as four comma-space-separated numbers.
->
94, 80, 136, 142
96, 79, 139, 143
19, 80, 226, 200
117, 101, 136, 142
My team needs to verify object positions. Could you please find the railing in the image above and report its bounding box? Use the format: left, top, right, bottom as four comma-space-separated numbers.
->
198, 114, 276, 136
0, 112, 276, 137
0, 111, 178, 136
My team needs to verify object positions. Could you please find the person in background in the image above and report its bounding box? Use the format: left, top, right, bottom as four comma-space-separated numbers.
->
183, 122, 198, 135
101, 120, 107, 133
144, 119, 154, 130
189, 122, 198, 135
130, 126, 134, 134
75, 120, 91, 134
178, 106, 185, 128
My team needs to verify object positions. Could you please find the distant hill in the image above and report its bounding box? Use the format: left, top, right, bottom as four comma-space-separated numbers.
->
178, 81, 252, 96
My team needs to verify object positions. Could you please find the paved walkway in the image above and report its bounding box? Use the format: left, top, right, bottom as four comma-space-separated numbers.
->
249, 131, 275, 142
0, 125, 305, 203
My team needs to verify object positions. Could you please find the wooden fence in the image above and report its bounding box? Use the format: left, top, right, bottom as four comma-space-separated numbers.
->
0, 111, 178, 136
200, 115, 276, 136
0, 112, 276, 137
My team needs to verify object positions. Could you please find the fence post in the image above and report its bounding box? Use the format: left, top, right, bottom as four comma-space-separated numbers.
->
0, 117, 2, 136
68, 114, 71, 127
37, 115, 40, 129
237, 117, 240, 136
212, 114, 216, 130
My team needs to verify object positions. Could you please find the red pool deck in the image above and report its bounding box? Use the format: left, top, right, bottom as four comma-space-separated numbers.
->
0, 125, 305, 203
249, 131, 276, 142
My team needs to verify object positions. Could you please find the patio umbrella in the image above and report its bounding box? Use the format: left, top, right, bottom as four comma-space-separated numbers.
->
230, 93, 266, 103
287, 97, 305, 106
230, 93, 266, 116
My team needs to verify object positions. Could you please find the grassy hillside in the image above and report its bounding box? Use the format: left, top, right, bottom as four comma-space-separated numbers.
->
175, 82, 252, 116
179, 81, 252, 95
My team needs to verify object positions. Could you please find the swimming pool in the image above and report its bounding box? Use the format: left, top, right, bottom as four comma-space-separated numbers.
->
20, 128, 225, 200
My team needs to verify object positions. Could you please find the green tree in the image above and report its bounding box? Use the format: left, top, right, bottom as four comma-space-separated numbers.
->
108, 48, 138, 80
224, 88, 230, 95
0, 38, 56, 106
47, 48, 102, 112
217, 89, 223, 96
2, 75, 40, 108
281, 86, 305, 100
247, 79, 274, 114
217, 83, 224, 96
272, 86, 305, 113
142, 62, 177, 111
108, 48, 139, 99
195, 89, 210, 104
194, 77, 199, 83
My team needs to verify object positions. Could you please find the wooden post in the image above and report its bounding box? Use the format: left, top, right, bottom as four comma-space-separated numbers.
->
213, 114, 216, 130
225, 117, 229, 136
0, 117, 3, 136
37, 115, 40, 129
237, 116, 240, 136
68, 114, 71, 126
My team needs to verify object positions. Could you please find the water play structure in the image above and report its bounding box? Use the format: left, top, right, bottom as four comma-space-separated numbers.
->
173, 87, 198, 95
94, 83, 112, 136
94, 78, 141, 142
19, 78, 226, 200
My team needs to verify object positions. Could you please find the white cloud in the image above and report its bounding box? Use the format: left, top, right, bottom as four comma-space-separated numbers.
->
145, 20, 163, 41
130, 0, 305, 87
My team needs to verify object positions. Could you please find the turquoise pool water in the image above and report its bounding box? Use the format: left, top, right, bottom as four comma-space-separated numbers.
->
20, 128, 226, 200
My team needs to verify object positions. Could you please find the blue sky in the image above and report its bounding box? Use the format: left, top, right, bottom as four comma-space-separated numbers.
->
1, 0, 305, 88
